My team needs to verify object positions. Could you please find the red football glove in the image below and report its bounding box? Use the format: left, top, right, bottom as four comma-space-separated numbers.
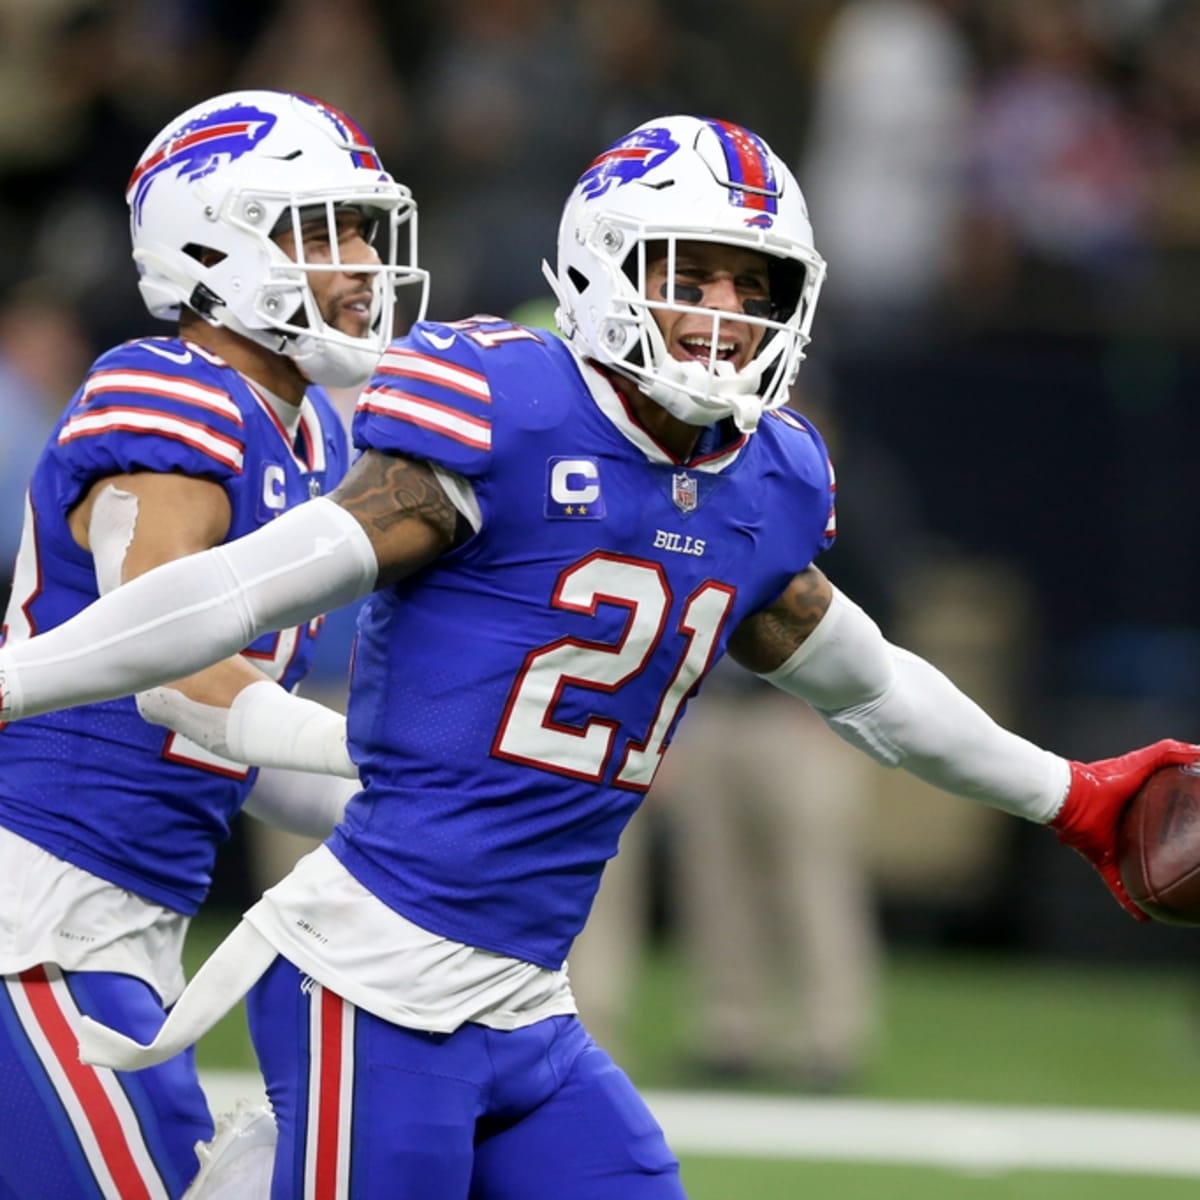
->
1051, 739, 1200, 919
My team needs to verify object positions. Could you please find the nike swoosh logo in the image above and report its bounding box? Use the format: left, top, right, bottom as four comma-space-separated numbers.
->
423, 331, 456, 351
143, 343, 193, 365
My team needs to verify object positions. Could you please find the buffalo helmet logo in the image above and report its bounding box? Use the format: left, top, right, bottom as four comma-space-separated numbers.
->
578, 126, 680, 201
128, 102, 278, 223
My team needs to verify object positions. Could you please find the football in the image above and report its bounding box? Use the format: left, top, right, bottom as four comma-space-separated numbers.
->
1117, 764, 1200, 925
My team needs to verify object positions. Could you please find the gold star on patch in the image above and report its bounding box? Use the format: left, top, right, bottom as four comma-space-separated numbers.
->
578, 504, 588, 515
565, 505, 574, 515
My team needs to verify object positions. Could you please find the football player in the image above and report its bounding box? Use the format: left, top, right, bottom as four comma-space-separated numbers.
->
0, 91, 426, 1199
0, 115, 1194, 1199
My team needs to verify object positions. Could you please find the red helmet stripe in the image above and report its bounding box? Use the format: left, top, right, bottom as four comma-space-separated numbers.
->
127, 121, 258, 196
709, 119, 776, 212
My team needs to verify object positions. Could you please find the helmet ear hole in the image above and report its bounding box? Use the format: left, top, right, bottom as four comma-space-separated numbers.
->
183, 244, 226, 268
567, 266, 590, 294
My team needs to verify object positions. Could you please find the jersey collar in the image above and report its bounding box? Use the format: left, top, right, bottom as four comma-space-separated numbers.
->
575, 352, 748, 473
244, 380, 325, 474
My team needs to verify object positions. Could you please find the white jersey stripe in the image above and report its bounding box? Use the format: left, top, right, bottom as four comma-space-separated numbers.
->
823, 458, 837, 537
6, 966, 170, 1200
359, 389, 492, 451
83, 370, 243, 424
376, 350, 491, 401
304, 981, 354, 1200
187, 342, 229, 368
334, 992, 355, 1198
298, 400, 328, 475
58, 408, 245, 472
245, 387, 327, 476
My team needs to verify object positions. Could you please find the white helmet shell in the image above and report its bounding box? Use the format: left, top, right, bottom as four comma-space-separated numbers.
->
545, 115, 826, 432
127, 90, 429, 387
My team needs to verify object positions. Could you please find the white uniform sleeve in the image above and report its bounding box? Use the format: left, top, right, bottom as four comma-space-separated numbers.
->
0, 498, 377, 720
758, 587, 1070, 822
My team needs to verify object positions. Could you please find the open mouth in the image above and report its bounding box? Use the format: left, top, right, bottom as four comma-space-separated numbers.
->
337, 291, 374, 334
678, 334, 739, 365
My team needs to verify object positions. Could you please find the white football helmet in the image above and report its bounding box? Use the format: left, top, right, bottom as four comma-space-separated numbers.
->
127, 90, 429, 388
545, 115, 826, 432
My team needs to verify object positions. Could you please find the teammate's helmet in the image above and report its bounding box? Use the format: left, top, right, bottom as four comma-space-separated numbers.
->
127, 90, 428, 387
546, 115, 826, 432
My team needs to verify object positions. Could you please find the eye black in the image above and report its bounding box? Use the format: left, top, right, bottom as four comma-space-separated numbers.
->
660, 283, 703, 304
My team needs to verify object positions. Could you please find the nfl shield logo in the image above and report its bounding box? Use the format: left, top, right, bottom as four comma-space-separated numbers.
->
672, 471, 698, 514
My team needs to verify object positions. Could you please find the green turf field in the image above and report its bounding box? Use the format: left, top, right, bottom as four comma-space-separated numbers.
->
677, 1159, 1200, 1199
613, 940, 1200, 1110
185, 915, 1200, 1197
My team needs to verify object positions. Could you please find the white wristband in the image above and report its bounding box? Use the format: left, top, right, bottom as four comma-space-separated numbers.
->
136, 680, 356, 778
227, 681, 355, 777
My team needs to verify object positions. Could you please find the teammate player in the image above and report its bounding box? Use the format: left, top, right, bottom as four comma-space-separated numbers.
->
0, 115, 1194, 1199
0, 91, 426, 1198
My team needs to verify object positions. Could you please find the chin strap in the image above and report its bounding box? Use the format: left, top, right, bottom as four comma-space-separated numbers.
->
642, 357, 766, 433
203, 274, 383, 389
288, 329, 381, 389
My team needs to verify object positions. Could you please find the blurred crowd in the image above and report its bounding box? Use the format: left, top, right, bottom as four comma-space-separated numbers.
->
1, 0, 1198, 334
1, 0, 1197, 340
3, 0, 1200, 961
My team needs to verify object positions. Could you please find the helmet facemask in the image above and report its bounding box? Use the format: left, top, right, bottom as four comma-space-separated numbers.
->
610, 233, 821, 433
546, 115, 826, 433
128, 90, 430, 389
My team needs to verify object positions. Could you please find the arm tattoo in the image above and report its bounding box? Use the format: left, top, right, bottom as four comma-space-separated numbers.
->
331, 450, 458, 575
727, 567, 832, 674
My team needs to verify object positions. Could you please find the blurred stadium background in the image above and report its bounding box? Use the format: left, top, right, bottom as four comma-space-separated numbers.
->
4, 0, 1200, 1193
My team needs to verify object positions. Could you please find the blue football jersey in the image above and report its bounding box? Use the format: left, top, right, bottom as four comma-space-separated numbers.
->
0, 336, 349, 913
333, 317, 836, 968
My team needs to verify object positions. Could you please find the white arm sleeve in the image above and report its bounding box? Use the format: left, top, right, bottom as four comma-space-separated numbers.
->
241, 763, 357, 838
0, 498, 377, 720
135, 680, 357, 778
759, 587, 1069, 822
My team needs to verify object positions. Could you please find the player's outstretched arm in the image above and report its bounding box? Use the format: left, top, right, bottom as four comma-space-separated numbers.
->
0, 452, 457, 722
70, 473, 355, 776
730, 568, 1200, 916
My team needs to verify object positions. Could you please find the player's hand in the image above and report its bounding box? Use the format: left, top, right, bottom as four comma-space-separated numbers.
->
1051, 739, 1200, 920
